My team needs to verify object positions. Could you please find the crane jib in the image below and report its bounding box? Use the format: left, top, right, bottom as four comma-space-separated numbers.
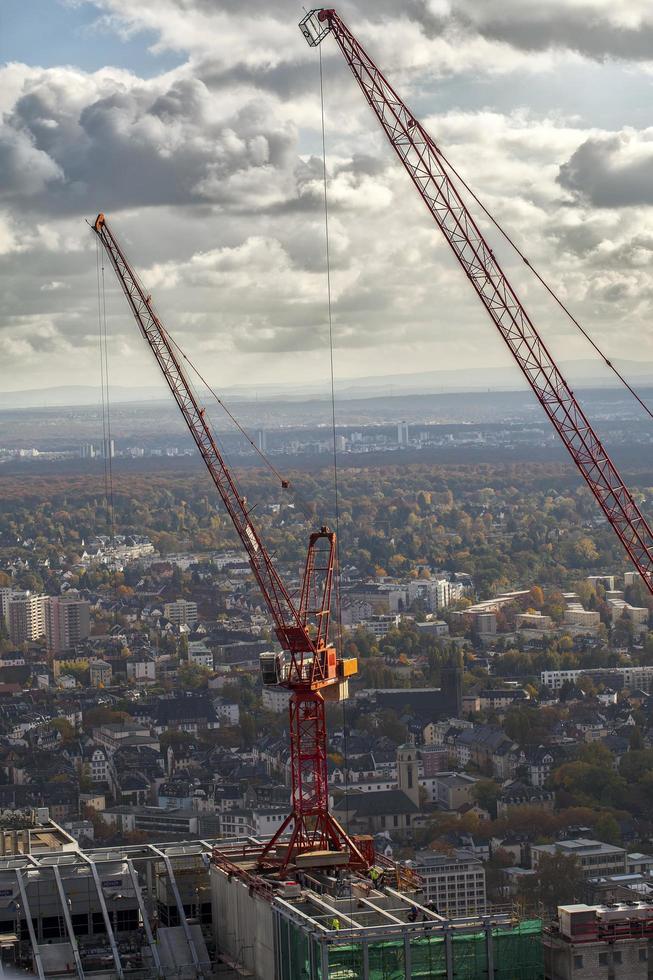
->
299, 7, 653, 595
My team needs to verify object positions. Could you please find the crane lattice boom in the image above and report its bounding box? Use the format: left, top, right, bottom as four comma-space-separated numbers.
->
92, 213, 364, 869
300, 8, 653, 595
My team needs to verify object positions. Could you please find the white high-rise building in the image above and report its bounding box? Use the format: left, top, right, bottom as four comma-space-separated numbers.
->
8, 593, 47, 644
397, 420, 409, 445
0, 588, 13, 627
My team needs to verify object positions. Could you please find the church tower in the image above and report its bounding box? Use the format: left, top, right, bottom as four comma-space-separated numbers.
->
441, 648, 463, 717
397, 739, 420, 808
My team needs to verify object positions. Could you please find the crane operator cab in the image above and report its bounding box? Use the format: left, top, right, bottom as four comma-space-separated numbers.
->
259, 651, 287, 686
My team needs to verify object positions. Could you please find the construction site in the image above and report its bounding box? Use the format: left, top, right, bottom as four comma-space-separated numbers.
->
0, 811, 543, 979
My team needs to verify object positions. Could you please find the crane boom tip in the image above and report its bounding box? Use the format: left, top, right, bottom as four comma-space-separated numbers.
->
93, 213, 106, 233
299, 9, 334, 46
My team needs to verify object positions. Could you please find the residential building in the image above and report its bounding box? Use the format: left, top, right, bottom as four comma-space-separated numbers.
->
359, 614, 401, 638
473, 612, 497, 635
477, 688, 528, 711
542, 666, 653, 693
415, 850, 486, 917
497, 780, 554, 816
89, 659, 112, 688
587, 575, 615, 591
415, 619, 449, 638
125, 652, 156, 685
544, 902, 653, 979
163, 598, 198, 628
608, 600, 649, 626
563, 605, 600, 630
45, 596, 91, 653
188, 640, 213, 669
532, 839, 627, 878
333, 789, 419, 834
0, 587, 13, 625
432, 773, 478, 811
83, 745, 112, 785
8, 592, 46, 644
262, 687, 291, 713
516, 611, 554, 631
213, 699, 240, 726
419, 745, 450, 777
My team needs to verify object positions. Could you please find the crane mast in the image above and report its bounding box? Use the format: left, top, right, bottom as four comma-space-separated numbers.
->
300, 8, 653, 595
92, 214, 364, 869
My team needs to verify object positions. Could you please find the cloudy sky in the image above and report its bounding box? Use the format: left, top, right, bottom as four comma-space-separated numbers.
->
2, 0, 653, 395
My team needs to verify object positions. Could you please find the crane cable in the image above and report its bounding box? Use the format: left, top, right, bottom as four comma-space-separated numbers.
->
430, 141, 653, 422
164, 329, 289, 487
162, 328, 323, 524
320, 44, 355, 903
96, 236, 118, 624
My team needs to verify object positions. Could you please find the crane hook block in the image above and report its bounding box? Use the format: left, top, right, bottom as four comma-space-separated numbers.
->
94, 213, 105, 233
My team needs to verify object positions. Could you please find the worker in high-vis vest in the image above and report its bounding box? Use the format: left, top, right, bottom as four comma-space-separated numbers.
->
330, 917, 341, 931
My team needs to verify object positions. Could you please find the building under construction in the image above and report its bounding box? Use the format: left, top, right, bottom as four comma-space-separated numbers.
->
210, 838, 543, 979
0, 814, 543, 978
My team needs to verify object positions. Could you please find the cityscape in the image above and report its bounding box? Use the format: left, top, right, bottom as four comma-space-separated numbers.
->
3, 2, 653, 979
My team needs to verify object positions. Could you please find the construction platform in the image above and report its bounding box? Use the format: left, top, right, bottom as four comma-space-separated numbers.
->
210, 838, 544, 979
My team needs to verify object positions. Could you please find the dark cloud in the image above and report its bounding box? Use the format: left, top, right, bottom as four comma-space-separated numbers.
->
463, 11, 653, 62
558, 134, 653, 207
0, 74, 296, 214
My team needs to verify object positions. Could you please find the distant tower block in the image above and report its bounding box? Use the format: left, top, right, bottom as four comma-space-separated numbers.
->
398, 421, 409, 445
257, 430, 267, 452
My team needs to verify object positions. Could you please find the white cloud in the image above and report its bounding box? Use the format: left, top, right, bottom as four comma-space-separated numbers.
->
3, 0, 653, 391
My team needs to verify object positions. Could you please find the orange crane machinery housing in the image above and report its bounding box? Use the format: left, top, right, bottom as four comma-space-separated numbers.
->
92, 214, 366, 872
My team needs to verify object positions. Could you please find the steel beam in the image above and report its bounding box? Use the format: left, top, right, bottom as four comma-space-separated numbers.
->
79, 853, 124, 979
14, 869, 45, 980
150, 845, 204, 977
51, 866, 85, 979
126, 859, 163, 978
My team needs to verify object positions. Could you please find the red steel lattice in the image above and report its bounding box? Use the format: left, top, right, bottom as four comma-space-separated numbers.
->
301, 8, 653, 594
93, 214, 363, 870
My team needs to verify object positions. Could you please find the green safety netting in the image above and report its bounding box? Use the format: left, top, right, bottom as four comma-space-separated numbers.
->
493, 919, 544, 980
453, 929, 488, 979
284, 916, 544, 979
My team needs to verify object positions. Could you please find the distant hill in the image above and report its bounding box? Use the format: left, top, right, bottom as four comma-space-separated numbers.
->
2, 358, 652, 409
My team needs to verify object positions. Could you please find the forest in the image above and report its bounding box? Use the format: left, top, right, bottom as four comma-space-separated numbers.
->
1, 459, 647, 599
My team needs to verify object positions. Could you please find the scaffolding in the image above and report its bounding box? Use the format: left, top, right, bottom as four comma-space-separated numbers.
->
210, 849, 544, 980
274, 916, 543, 980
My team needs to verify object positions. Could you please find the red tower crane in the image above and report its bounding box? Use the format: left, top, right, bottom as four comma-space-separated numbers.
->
300, 8, 653, 596
92, 214, 365, 869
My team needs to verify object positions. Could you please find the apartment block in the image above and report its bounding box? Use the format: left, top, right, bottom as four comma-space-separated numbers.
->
46, 596, 91, 653
544, 902, 653, 980
8, 592, 46, 644
563, 605, 600, 630
163, 598, 198, 628
415, 850, 487, 917
532, 839, 627, 878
